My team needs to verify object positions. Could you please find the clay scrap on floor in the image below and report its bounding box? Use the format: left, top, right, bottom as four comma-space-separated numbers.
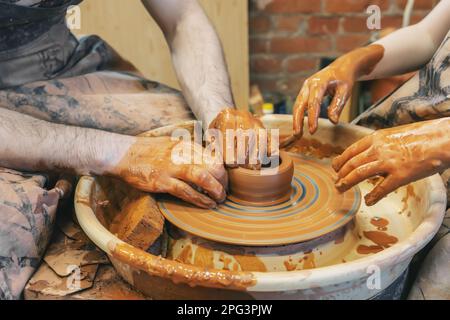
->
24, 210, 147, 300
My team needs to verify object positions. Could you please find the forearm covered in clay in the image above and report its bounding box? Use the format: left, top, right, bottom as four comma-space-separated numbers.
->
0, 107, 134, 175
142, 0, 234, 127
362, 0, 450, 80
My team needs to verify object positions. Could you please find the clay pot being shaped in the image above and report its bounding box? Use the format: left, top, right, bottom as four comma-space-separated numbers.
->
227, 151, 294, 206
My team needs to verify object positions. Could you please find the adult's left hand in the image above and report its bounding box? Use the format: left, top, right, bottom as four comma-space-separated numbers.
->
332, 118, 450, 206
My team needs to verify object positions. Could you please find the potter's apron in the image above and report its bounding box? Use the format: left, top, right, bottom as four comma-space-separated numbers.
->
0, 0, 121, 89
0, 0, 123, 300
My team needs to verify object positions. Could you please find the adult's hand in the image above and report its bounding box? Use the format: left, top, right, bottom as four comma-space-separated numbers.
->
209, 108, 269, 169
332, 118, 450, 206
293, 45, 385, 138
111, 136, 227, 209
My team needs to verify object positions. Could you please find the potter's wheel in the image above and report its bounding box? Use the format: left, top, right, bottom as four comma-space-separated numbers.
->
75, 115, 447, 299
158, 153, 361, 246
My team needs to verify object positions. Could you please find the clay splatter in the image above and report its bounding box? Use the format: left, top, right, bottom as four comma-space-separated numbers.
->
302, 252, 316, 270
176, 244, 193, 264
284, 138, 344, 159
283, 260, 297, 271
370, 217, 389, 231
219, 254, 233, 271
363, 231, 398, 248
357, 245, 384, 254
234, 254, 267, 272
193, 246, 215, 269
400, 185, 421, 214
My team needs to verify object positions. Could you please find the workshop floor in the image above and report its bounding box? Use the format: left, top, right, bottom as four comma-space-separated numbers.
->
24, 200, 147, 300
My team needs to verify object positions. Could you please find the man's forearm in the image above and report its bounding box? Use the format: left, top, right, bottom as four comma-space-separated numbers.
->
170, 1, 234, 126
0, 108, 134, 175
143, 0, 234, 127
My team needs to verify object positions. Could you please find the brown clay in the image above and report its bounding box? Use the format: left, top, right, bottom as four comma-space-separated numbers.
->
283, 259, 297, 271
302, 252, 316, 270
363, 231, 398, 248
283, 137, 344, 159
233, 254, 267, 272
400, 185, 421, 213
110, 242, 257, 290
356, 245, 384, 255
109, 191, 164, 251
227, 151, 294, 206
370, 217, 389, 231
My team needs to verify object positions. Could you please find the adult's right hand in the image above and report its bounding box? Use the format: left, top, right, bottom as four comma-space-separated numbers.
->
111, 136, 228, 209
209, 108, 269, 170
293, 45, 385, 138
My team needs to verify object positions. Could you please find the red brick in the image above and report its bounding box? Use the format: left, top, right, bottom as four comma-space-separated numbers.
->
276, 15, 303, 32
381, 15, 403, 29
279, 76, 307, 96
248, 0, 437, 99
251, 57, 282, 73
336, 34, 371, 52
250, 15, 271, 34
411, 13, 428, 24
325, 0, 390, 13
397, 0, 436, 10
342, 16, 369, 32
264, 0, 321, 13
250, 39, 269, 54
285, 57, 318, 72
252, 77, 279, 92
271, 37, 332, 54
309, 17, 340, 35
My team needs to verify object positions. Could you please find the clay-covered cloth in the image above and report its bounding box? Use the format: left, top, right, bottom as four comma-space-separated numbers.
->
0, 169, 60, 299
353, 30, 450, 300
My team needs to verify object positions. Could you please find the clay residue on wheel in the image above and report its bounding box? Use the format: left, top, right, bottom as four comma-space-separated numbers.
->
370, 217, 389, 231
233, 254, 267, 272
363, 231, 398, 248
283, 137, 344, 159
283, 251, 316, 271
110, 242, 257, 290
170, 239, 267, 272
357, 230, 398, 255
175, 244, 193, 264
400, 185, 421, 214
302, 252, 316, 269
193, 246, 215, 269
356, 245, 384, 254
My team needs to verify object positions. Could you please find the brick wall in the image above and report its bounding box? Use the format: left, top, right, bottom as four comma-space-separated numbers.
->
249, 0, 438, 100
